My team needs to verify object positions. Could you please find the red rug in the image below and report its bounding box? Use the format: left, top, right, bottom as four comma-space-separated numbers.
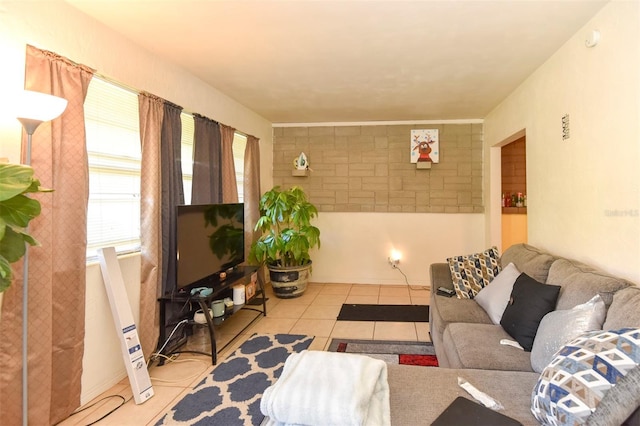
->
328, 339, 438, 367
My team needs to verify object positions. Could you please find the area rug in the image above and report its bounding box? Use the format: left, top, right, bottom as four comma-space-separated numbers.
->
337, 304, 430, 322
328, 338, 438, 367
156, 333, 314, 426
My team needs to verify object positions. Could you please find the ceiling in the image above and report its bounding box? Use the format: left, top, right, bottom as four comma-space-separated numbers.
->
66, 0, 607, 124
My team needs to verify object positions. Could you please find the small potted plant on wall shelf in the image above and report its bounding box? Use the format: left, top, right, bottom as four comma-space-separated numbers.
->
249, 186, 320, 298
0, 163, 50, 292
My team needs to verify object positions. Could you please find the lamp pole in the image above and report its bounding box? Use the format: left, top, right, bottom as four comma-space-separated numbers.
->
16, 90, 67, 426
22, 131, 33, 426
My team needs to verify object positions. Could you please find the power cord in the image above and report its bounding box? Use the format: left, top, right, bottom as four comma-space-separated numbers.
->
391, 264, 430, 291
149, 318, 189, 365
57, 394, 132, 426
149, 353, 210, 383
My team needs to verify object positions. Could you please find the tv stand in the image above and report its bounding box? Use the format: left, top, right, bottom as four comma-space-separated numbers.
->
157, 265, 266, 365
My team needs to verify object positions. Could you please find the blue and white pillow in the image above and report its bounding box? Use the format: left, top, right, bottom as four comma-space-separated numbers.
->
531, 328, 640, 425
447, 246, 501, 299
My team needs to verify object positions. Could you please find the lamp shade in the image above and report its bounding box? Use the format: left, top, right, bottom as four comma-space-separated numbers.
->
16, 90, 68, 135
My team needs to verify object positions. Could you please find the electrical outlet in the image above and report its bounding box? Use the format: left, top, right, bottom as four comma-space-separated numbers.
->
388, 257, 399, 268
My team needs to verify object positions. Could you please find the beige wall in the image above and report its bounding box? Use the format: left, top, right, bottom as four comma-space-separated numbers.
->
271, 122, 487, 285
309, 211, 486, 286
273, 123, 483, 213
0, 1, 272, 404
484, 1, 640, 284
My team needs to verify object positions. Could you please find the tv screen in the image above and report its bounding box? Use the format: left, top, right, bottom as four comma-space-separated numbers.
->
176, 203, 244, 290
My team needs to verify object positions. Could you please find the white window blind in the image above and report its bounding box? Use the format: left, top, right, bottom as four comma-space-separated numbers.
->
233, 132, 247, 202
85, 77, 141, 259
85, 76, 238, 260
180, 113, 195, 205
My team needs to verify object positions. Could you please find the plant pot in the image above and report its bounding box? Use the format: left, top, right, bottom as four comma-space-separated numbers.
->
267, 261, 311, 298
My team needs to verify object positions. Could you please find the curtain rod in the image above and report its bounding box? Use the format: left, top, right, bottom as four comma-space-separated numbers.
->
93, 71, 254, 140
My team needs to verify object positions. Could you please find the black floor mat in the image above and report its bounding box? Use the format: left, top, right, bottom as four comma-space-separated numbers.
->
337, 304, 430, 322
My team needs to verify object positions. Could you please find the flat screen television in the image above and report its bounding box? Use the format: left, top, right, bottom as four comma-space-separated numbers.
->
176, 203, 244, 291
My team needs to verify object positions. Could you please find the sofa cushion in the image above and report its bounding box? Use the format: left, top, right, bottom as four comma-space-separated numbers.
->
603, 286, 640, 330
586, 367, 640, 426
530, 294, 606, 373
531, 328, 640, 426
443, 323, 533, 371
387, 365, 540, 425
430, 294, 492, 338
475, 262, 521, 324
501, 273, 561, 352
501, 243, 555, 283
447, 246, 501, 299
548, 258, 630, 310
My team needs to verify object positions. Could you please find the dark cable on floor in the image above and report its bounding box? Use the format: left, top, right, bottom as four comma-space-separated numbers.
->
57, 394, 130, 426
392, 264, 430, 291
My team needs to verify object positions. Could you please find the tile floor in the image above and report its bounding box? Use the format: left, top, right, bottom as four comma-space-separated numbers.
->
59, 283, 430, 425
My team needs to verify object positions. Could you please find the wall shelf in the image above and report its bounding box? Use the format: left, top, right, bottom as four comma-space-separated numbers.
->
502, 207, 527, 215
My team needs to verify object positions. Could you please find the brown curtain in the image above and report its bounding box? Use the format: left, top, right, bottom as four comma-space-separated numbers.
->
138, 92, 164, 360
160, 102, 184, 296
243, 135, 261, 258
0, 45, 93, 426
192, 114, 222, 204
220, 124, 238, 203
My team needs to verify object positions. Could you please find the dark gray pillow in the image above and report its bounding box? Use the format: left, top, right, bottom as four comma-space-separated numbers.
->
500, 273, 560, 351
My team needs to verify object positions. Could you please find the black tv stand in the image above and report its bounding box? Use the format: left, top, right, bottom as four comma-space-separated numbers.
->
156, 265, 266, 365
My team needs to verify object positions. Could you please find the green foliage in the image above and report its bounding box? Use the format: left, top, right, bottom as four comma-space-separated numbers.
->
0, 163, 49, 292
205, 204, 244, 267
248, 186, 320, 268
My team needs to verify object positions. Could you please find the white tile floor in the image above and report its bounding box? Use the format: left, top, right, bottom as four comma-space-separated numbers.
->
59, 283, 430, 425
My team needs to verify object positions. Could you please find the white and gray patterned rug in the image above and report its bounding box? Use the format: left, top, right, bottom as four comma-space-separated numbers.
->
156, 333, 314, 425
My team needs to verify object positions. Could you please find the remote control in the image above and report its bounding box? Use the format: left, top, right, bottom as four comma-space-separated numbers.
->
438, 286, 455, 295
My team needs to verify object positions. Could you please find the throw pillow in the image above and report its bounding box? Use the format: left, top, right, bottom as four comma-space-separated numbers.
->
500, 273, 561, 351
530, 294, 606, 373
531, 328, 640, 426
474, 262, 521, 324
447, 246, 501, 299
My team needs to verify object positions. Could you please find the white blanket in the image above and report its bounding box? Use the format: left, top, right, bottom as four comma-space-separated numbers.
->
260, 350, 390, 426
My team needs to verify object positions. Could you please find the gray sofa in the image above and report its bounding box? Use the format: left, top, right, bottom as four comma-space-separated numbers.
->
385, 244, 640, 425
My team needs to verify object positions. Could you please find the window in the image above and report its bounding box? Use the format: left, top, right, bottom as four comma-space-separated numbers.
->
85, 77, 245, 259
85, 77, 141, 259
232, 132, 247, 202
180, 113, 195, 204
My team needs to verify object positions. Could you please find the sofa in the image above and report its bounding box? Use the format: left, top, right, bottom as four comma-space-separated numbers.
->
385, 244, 640, 425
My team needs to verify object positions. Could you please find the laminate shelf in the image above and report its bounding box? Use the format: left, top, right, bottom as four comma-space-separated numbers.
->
502, 207, 527, 215
157, 265, 266, 365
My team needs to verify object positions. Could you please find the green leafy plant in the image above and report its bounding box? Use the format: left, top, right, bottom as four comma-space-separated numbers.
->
205, 204, 244, 267
0, 163, 50, 292
249, 186, 320, 268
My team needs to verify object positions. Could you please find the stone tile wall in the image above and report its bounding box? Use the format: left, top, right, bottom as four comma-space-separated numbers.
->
272, 123, 484, 213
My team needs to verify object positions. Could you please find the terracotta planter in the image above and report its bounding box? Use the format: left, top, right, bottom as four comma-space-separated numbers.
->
267, 262, 311, 298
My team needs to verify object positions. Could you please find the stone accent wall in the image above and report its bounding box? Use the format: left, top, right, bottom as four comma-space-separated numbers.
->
272, 123, 483, 213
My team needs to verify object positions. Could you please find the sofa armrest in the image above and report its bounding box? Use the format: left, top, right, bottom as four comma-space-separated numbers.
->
430, 263, 453, 294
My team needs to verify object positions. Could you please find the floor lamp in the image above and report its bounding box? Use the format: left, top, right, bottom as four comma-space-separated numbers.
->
16, 90, 68, 426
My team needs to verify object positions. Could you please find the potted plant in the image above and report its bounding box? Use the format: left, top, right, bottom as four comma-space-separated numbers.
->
249, 186, 320, 298
0, 163, 49, 292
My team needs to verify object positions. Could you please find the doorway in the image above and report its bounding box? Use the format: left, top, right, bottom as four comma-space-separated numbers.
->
501, 136, 528, 249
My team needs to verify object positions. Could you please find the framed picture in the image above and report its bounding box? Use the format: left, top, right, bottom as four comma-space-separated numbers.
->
411, 129, 439, 164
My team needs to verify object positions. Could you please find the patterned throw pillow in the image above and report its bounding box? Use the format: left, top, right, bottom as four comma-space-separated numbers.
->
531, 328, 640, 425
447, 246, 501, 299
